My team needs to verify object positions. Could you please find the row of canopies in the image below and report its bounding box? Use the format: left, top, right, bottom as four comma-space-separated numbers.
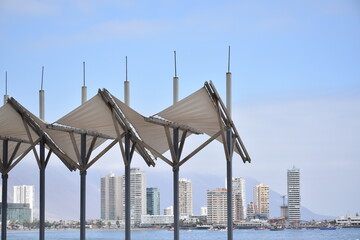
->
0, 81, 250, 240
0, 81, 250, 174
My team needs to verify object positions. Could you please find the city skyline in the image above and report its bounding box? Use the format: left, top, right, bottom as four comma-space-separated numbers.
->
0, 0, 359, 220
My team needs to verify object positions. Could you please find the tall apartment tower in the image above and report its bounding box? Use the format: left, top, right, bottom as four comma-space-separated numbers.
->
100, 173, 122, 220
147, 187, 160, 215
13, 185, 35, 222
179, 178, 193, 217
122, 168, 146, 225
246, 202, 255, 220
253, 184, 270, 218
287, 166, 301, 223
232, 177, 246, 221
207, 188, 227, 225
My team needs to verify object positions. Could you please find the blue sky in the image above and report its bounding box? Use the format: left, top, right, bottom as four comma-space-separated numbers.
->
0, 0, 359, 220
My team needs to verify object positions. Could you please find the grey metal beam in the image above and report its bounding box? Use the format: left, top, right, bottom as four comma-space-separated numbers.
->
145, 116, 203, 135
173, 128, 179, 240
1, 139, 8, 240
226, 128, 234, 240
125, 132, 131, 240
80, 134, 87, 240
47, 124, 113, 140
39, 138, 45, 240
0, 136, 31, 144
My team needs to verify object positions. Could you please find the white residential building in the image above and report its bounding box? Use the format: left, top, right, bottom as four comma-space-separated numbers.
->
13, 185, 34, 222
287, 166, 301, 223
232, 177, 246, 221
122, 168, 146, 225
164, 206, 174, 216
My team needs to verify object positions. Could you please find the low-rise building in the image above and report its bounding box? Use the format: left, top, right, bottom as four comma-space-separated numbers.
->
140, 215, 174, 227
336, 216, 360, 226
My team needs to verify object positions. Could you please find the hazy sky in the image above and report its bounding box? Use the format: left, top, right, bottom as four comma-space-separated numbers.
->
0, 0, 359, 219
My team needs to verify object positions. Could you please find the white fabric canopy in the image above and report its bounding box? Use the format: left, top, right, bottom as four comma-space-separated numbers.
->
111, 94, 179, 155
51, 94, 120, 165
0, 103, 38, 167
156, 87, 221, 142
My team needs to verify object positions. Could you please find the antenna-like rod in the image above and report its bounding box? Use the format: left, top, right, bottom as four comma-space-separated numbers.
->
4, 71, 9, 104
124, 56, 130, 106
81, 61, 87, 104
174, 51, 177, 77
83, 61, 86, 86
228, 46, 231, 72
226, 46, 232, 116
41, 66, 44, 90
39, 66, 45, 120
173, 51, 179, 104
5, 72, 7, 95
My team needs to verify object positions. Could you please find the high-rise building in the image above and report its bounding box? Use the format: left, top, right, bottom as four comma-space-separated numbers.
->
164, 206, 173, 216
246, 202, 255, 220
232, 177, 246, 221
207, 188, 227, 225
253, 184, 269, 218
122, 168, 146, 225
147, 187, 160, 215
287, 166, 301, 223
13, 185, 34, 222
101, 173, 122, 220
179, 178, 193, 217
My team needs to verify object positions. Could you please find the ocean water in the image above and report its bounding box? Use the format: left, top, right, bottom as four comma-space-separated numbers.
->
6, 228, 360, 240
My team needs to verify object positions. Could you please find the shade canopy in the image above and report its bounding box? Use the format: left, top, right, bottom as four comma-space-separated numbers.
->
0, 81, 250, 174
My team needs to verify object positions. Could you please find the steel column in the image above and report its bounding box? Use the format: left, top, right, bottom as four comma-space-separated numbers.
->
39, 139, 46, 240
1, 140, 8, 240
125, 133, 131, 240
226, 128, 233, 240
80, 134, 87, 240
173, 128, 179, 240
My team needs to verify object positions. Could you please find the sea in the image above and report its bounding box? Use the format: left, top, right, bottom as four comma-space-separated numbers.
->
5, 228, 360, 240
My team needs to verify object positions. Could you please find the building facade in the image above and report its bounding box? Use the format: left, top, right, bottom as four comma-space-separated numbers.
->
207, 188, 227, 225
101, 173, 122, 220
146, 187, 160, 215
0, 203, 31, 223
253, 184, 269, 218
164, 206, 173, 216
122, 168, 147, 225
13, 185, 34, 222
246, 202, 255, 220
287, 166, 301, 223
232, 177, 246, 221
179, 178, 193, 217
141, 215, 174, 227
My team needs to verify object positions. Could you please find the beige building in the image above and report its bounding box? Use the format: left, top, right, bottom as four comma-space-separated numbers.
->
101, 173, 122, 221
253, 184, 269, 218
207, 188, 227, 225
179, 178, 193, 217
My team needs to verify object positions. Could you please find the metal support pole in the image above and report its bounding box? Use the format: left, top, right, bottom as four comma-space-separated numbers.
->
1, 140, 8, 240
125, 133, 131, 240
173, 128, 179, 240
80, 134, 87, 240
39, 139, 46, 240
226, 128, 233, 240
